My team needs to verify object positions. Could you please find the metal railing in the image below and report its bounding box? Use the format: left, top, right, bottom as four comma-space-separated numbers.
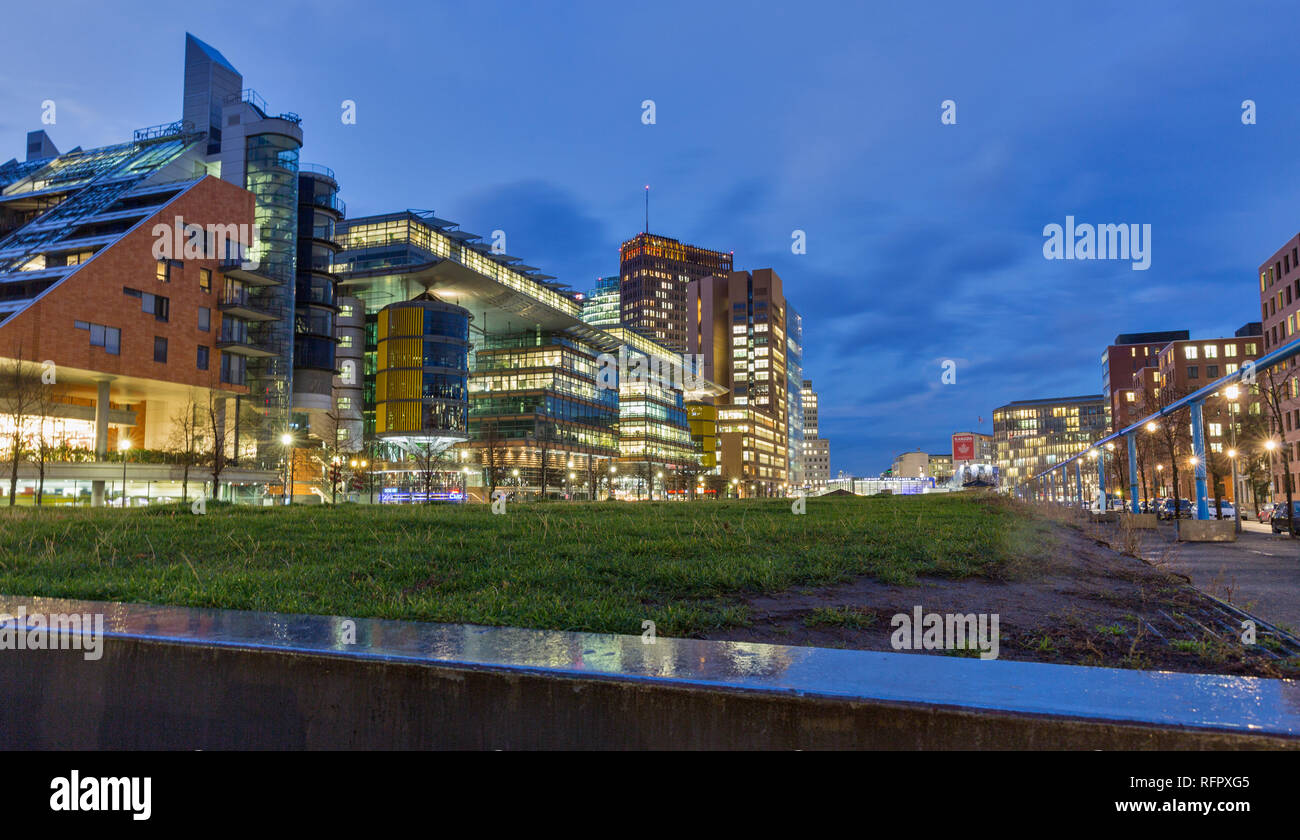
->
1019, 331, 1300, 519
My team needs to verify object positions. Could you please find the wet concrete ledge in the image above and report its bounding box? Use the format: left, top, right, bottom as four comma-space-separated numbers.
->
1, 595, 1298, 749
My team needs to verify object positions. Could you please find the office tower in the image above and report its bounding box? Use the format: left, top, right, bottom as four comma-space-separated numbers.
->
579, 276, 620, 329
800, 379, 829, 489
993, 395, 1108, 487
688, 268, 789, 495
619, 233, 731, 352
1102, 330, 1188, 432
786, 306, 804, 489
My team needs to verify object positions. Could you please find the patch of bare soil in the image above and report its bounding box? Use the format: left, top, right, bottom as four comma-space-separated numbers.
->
703, 519, 1300, 679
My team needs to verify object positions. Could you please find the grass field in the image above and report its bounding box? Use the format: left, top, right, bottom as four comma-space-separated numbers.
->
0, 493, 1043, 638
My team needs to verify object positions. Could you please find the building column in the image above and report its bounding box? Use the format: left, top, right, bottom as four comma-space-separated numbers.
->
1190, 399, 1209, 520
92, 378, 113, 507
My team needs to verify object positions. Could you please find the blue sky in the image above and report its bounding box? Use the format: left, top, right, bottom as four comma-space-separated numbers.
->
3, 0, 1297, 475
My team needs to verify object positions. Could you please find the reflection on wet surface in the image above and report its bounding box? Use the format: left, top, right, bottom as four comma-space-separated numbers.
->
2, 594, 1297, 736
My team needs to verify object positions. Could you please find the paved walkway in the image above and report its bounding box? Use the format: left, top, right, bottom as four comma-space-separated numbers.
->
1139, 521, 1300, 634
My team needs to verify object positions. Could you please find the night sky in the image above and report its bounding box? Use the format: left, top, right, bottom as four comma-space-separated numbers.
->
4, 0, 1296, 475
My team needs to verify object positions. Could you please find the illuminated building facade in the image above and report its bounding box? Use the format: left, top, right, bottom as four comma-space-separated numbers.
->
800, 379, 829, 489
1130, 332, 1263, 502
688, 268, 789, 495
786, 306, 804, 489
579, 275, 620, 329
0, 155, 279, 504
334, 210, 624, 501
993, 395, 1108, 486
1259, 234, 1300, 496
620, 233, 731, 352
293, 164, 345, 429
1102, 330, 1187, 433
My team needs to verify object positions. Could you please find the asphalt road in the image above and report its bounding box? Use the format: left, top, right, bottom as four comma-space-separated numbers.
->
1140, 520, 1300, 634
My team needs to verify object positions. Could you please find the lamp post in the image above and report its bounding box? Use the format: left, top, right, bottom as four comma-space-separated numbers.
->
1224, 385, 1241, 531
118, 438, 131, 508
280, 432, 294, 505
1156, 463, 1164, 500
608, 465, 617, 500
1265, 439, 1279, 506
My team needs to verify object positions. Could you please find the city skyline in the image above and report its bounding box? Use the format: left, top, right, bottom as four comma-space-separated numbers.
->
2, 1, 1293, 475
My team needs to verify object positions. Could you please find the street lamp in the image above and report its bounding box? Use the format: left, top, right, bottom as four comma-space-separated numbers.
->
280, 432, 295, 505
118, 438, 131, 507
1225, 385, 1242, 531
1265, 439, 1279, 505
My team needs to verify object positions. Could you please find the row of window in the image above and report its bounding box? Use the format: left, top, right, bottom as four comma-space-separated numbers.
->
75, 318, 222, 376
156, 260, 214, 294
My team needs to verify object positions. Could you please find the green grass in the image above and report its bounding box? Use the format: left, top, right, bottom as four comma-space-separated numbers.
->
0, 493, 1044, 638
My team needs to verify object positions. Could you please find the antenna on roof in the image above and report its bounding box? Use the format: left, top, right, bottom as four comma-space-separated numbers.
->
644, 185, 649, 235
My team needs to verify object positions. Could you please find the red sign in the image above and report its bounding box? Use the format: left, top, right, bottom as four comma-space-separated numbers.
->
952, 433, 975, 461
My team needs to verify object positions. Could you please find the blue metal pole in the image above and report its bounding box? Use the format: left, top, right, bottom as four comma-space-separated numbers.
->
1190, 400, 1209, 520
1096, 451, 1106, 510
1049, 471, 1056, 504
1075, 462, 1082, 507
1127, 433, 1140, 514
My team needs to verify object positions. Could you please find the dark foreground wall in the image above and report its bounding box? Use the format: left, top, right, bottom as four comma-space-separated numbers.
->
1, 596, 1297, 749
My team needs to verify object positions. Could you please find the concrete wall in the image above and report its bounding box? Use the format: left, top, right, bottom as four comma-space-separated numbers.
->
0, 635, 1295, 749
1, 597, 1298, 749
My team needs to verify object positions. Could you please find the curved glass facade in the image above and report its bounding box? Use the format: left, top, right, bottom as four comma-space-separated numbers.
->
375, 297, 471, 440
244, 131, 300, 428
294, 169, 341, 385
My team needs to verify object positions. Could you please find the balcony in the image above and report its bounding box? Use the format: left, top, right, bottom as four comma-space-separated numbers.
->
304, 192, 346, 216
217, 323, 275, 358
219, 289, 276, 322
219, 258, 279, 287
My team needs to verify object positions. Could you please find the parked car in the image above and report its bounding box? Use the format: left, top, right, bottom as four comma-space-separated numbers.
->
1157, 498, 1194, 520
1259, 503, 1278, 524
1211, 501, 1236, 520
1271, 501, 1300, 535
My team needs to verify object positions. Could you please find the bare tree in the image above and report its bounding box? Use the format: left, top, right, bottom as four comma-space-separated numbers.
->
480, 419, 504, 503
1259, 363, 1296, 535
1240, 404, 1272, 516
167, 390, 204, 503
409, 441, 446, 504
307, 410, 350, 503
678, 457, 706, 501
535, 420, 555, 502
1152, 383, 1192, 518
0, 350, 45, 507
24, 379, 70, 506
204, 389, 231, 502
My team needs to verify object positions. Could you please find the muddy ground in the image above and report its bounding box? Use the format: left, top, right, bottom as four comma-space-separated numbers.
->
704, 518, 1300, 679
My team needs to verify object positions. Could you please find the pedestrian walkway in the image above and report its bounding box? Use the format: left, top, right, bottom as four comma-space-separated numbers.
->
1140, 522, 1300, 634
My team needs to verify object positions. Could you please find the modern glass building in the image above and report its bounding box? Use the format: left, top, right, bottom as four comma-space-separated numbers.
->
619, 233, 732, 352
375, 294, 470, 444
786, 305, 804, 489
334, 210, 628, 500
688, 269, 790, 496
993, 395, 1109, 488
579, 275, 620, 329
293, 164, 344, 425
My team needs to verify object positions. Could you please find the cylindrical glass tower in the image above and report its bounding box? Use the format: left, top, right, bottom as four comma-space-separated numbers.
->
375, 294, 471, 445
